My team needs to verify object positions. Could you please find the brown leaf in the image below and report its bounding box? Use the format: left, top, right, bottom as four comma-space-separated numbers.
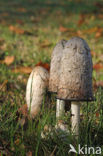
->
96, 112, 99, 117
0, 80, 8, 90
1, 56, 15, 65
19, 118, 26, 126
16, 19, 24, 25
19, 104, 28, 117
94, 81, 103, 88
40, 40, 52, 48
78, 14, 85, 26
35, 61, 50, 71
9, 25, 25, 34
17, 8, 27, 13
59, 26, 74, 32
95, 2, 103, 8
91, 51, 97, 57
1, 12, 9, 17
15, 138, 20, 145
26, 151, 32, 156
93, 63, 103, 71
84, 27, 98, 34
98, 14, 103, 19
12, 66, 33, 74
95, 31, 102, 38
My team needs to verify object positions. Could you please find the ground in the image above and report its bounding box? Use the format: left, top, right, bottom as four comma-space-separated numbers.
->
0, 0, 103, 155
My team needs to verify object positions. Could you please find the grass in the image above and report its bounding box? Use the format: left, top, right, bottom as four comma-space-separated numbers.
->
0, 0, 103, 155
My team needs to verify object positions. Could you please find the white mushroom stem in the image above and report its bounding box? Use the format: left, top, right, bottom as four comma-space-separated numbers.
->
56, 99, 65, 119
71, 102, 80, 136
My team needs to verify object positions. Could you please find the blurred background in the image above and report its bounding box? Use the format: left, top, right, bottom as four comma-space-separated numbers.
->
0, 0, 103, 83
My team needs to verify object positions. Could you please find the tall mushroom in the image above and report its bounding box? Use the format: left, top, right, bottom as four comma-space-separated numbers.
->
26, 66, 49, 118
57, 37, 93, 136
49, 40, 67, 120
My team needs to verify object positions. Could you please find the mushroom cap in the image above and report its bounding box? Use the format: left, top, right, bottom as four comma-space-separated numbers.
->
26, 66, 49, 118
57, 37, 93, 101
49, 39, 67, 93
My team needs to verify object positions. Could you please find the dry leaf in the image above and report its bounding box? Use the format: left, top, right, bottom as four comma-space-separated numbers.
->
16, 19, 24, 25
17, 8, 27, 13
35, 61, 50, 71
26, 151, 32, 156
94, 81, 103, 88
95, 31, 102, 38
1, 12, 9, 17
96, 112, 99, 117
95, 2, 103, 8
40, 40, 52, 48
12, 66, 33, 74
91, 51, 97, 57
84, 27, 98, 34
78, 14, 85, 26
19, 118, 26, 126
59, 26, 74, 32
98, 14, 103, 19
9, 25, 25, 34
93, 63, 103, 71
19, 104, 28, 117
0, 56, 15, 65
15, 138, 20, 145
0, 80, 8, 90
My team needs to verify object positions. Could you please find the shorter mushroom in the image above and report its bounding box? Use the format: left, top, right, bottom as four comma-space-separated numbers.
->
26, 66, 49, 118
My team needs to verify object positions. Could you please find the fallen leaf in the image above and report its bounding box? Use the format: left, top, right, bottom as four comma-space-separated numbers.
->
0, 80, 8, 90
9, 25, 25, 34
17, 8, 27, 13
0, 56, 15, 65
12, 66, 33, 74
35, 61, 50, 71
84, 27, 98, 34
59, 26, 74, 32
40, 40, 52, 48
93, 63, 103, 71
19, 104, 28, 117
94, 81, 103, 88
16, 19, 24, 25
1, 12, 9, 17
15, 138, 20, 145
91, 51, 97, 57
26, 151, 32, 156
78, 14, 85, 26
77, 30, 83, 36
98, 14, 103, 19
19, 117, 26, 126
96, 112, 99, 117
95, 2, 103, 8
95, 31, 102, 38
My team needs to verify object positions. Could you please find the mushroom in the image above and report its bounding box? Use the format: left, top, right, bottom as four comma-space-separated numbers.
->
26, 66, 49, 118
57, 37, 93, 136
49, 40, 67, 121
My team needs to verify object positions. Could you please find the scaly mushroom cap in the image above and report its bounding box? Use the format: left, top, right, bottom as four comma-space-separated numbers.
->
49, 39, 67, 93
57, 37, 93, 101
26, 66, 49, 118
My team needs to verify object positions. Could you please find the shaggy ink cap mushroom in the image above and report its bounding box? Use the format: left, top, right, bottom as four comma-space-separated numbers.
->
49, 39, 67, 93
57, 37, 94, 102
